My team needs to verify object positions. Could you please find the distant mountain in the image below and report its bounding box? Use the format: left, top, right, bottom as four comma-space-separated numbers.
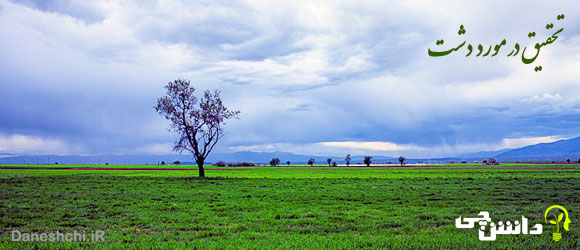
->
0, 154, 192, 165
0, 151, 417, 165
456, 148, 512, 159
210, 151, 325, 164
3, 137, 580, 165
496, 137, 580, 160
219, 151, 422, 164
0, 152, 346, 165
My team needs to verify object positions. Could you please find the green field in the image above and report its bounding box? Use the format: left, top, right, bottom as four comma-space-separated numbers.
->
1, 164, 579, 249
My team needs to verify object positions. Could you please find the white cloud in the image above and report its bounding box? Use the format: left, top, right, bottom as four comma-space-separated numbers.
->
500, 136, 564, 149
521, 93, 562, 102
0, 134, 82, 155
135, 142, 174, 155
227, 141, 458, 158
1, 0, 580, 157
229, 135, 566, 158
319, 141, 422, 151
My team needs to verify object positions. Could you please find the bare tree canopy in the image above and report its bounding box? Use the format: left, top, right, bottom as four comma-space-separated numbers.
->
155, 79, 240, 177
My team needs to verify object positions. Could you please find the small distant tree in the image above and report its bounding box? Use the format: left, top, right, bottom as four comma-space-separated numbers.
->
566, 158, 571, 164
326, 158, 332, 167
449, 160, 455, 164
161, 161, 166, 165
270, 158, 280, 166
482, 160, 488, 165
345, 154, 351, 167
398, 156, 405, 167
363, 156, 372, 167
286, 161, 291, 166
155, 79, 240, 178
105, 162, 109, 165
332, 161, 337, 167
578, 158, 580, 164
307, 158, 315, 166
488, 158, 498, 165
54, 162, 59, 165
173, 160, 181, 165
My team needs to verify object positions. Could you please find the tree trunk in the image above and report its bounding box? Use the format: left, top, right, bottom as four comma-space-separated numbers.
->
197, 160, 205, 178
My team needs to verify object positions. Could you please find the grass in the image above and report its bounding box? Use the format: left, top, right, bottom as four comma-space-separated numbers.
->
0, 165, 579, 249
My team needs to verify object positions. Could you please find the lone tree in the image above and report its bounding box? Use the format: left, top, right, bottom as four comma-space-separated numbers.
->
155, 79, 240, 178
566, 158, 571, 164
307, 158, 315, 166
286, 161, 291, 166
363, 156, 372, 167
398, 156, 405, 167
326, 158, 332, 167
270, 158, 280, 167
345, 154, 351, 167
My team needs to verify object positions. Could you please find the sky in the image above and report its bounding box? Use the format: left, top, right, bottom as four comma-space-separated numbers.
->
0, 0, 579, 158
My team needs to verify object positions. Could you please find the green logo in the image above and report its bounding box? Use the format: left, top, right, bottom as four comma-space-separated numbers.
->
544, 205, 571, 241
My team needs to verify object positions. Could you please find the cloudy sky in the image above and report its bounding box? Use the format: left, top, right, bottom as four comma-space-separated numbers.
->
1, 0, 579, 158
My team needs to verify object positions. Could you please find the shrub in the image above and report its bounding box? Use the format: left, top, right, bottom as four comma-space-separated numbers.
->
214, 161, 226, 167
307, 158, 315, 166
226, 162, 254, 167
363, 156, 372, 167
173, 160, 181, 165
398, 156, 405, 166
270, 158, 280, 167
